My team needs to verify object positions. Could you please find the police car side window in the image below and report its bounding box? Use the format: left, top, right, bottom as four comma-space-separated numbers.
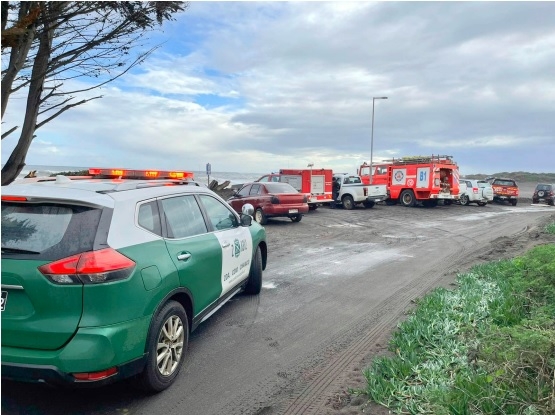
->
160, 196, 207, 239
198, 195, 238, 231
138, 201, 162, 236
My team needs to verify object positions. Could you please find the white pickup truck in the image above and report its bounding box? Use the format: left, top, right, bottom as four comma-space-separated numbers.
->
333, 173, 388, 210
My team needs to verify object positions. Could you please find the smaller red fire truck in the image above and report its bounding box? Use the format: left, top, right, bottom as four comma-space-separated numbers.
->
358, 155, 460, 207
256, 168, 333, 209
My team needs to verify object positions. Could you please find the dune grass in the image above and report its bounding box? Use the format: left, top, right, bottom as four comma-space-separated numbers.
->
360, 241, 555, 414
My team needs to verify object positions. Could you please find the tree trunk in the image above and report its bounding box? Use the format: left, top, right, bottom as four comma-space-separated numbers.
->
1, 4, 55, 186
1, 2, 39, 119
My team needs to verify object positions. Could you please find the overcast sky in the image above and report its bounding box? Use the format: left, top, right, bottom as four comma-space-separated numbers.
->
2, 1, 554, 176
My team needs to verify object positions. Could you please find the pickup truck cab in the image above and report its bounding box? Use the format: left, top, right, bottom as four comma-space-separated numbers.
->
486, 177, 519, 206
333, 174, 388, 210
458, 179, 494, 206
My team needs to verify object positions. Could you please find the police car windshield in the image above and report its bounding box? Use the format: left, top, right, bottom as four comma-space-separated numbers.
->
265, 183, 298, 193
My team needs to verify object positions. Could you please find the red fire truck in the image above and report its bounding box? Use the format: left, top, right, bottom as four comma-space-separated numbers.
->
256, 168, 333, 209
358, 155, 460, 207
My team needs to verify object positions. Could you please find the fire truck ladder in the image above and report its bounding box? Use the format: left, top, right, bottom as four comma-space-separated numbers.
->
382, 154, 455, 165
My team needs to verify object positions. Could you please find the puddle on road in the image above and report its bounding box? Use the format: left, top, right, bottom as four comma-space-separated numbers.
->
382, 234, 426, 239
457, 206, 554, 221
262, 281, 278, 289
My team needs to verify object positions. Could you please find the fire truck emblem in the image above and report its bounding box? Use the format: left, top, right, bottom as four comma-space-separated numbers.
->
394, 171, 404, 182
407, 179, 415, 186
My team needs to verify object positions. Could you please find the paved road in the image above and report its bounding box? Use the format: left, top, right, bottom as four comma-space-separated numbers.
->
2, 201, 554, 415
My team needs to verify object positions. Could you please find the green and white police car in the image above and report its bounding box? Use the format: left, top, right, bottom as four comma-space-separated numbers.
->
1, 170, 267, 392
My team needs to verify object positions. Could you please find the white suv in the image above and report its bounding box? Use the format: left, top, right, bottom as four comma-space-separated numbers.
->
458, 179, 494, 206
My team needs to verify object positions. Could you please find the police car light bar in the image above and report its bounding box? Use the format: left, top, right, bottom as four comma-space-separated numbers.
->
88, 168, 194, 180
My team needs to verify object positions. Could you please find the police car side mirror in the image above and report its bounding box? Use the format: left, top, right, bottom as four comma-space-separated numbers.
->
241, 214, 252, 226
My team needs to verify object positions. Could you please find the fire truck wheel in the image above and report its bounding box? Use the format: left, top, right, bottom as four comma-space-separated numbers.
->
254, 208, 267, 225
511, 200, 518, 206
342, 195, 355, 210
460, 194, 470, 206
400, 190, 415, 207
364, 201, 375, 208
290, 215, 302, 222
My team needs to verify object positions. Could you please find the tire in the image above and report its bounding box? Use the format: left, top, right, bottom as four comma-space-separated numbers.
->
308, 205, 318, 211
342, 195, 355, 210
134, 301, 188, 393
399, 190, 415, 207
532, 199, 539, 204
290, 214, 302, 222
254, 208, 267, 225
477, 202, 487, 207
443, 200, 453, 205
363, 200, 375, 208
511, 200, 517, 206
460, 194, 469, 206
538, 190, 545, 198
549, 199, 554, 206
244, 246, 263, 295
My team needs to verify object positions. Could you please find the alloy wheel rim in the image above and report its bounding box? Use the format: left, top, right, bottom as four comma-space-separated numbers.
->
156, 315, 185, 376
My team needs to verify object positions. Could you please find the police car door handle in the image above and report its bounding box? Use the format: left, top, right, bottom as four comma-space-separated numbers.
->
177, 253, 191, 261
221, 241, 231, 248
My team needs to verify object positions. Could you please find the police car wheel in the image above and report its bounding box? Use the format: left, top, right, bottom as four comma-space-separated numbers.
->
290, 215, 302, 222
244, 247, 263, 295
255, 208, 267, 225
135, 301, 189, 392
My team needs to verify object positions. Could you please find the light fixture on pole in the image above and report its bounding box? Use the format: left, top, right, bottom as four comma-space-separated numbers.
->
370, 96, 388, 184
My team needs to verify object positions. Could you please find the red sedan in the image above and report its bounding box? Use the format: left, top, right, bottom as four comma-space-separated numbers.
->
227, 182, 309, 225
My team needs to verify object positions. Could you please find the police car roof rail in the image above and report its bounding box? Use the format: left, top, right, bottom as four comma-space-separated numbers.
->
102, 180, 202, 193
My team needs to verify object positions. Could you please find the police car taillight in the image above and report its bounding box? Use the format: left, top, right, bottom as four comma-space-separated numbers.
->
38, 248, 135, 284
73, 367, 118, 381
88, 168, 194, 180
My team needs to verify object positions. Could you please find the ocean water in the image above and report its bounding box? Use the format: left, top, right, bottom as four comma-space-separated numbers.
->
15, 165, 263, 188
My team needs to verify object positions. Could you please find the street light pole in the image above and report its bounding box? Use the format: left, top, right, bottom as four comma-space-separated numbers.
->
370, 96, 388, 184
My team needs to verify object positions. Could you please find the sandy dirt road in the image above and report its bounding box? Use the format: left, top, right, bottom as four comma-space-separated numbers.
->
2, 199, 554, 415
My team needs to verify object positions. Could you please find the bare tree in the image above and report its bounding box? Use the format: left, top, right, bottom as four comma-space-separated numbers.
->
1, 1, 188, 185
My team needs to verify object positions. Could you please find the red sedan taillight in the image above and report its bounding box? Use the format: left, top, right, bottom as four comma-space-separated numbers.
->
38, 248, 135, 284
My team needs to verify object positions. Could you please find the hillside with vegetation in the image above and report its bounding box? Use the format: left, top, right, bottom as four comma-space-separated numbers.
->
463, 172, 555, 183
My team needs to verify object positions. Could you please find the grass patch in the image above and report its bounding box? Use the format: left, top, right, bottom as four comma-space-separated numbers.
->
361, 244, 555, 414
546, 222, 555, 235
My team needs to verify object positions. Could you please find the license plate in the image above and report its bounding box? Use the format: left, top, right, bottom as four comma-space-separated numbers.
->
1, 291, 7, 312
289, 209, 298, 214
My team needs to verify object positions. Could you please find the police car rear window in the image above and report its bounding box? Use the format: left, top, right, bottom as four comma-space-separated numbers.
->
1, 202, 102, 260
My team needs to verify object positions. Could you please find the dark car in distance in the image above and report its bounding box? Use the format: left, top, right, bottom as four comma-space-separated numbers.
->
227, 182, 309, 225
532, 183, 555, 206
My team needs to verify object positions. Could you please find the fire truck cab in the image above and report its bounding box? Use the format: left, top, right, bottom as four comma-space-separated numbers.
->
359, 155, 460, 207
